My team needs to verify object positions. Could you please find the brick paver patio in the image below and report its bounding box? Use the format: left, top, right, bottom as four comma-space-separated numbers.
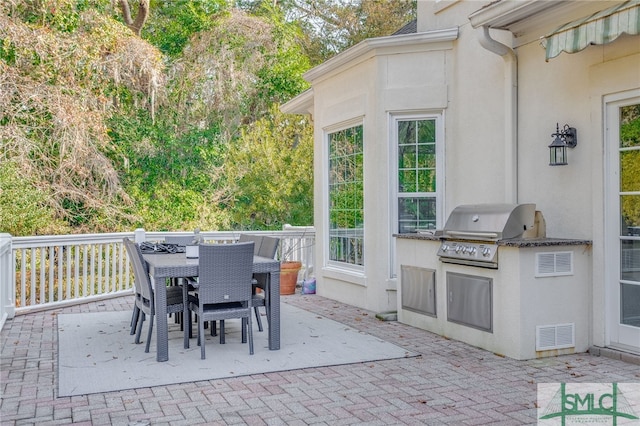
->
1, 293, 639, 425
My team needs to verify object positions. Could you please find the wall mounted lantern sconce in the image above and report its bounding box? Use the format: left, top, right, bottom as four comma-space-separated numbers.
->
548, 123, 577, 166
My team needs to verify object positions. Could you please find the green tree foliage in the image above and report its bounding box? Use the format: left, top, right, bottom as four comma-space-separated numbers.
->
255, 0, 417, 65
2, 0, 415, 235
106, 107, 231, 231
105, 6, 311, 231
1, 4, 163, 234
167, 8, 309, 143
223, 105, 313, 229
143, 0, 229, 57
5, 0, 112, 32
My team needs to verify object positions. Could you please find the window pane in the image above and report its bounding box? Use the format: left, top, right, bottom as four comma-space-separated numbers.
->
417, 170, 435, 192
417, 198, 437, 229
399, 144, 416, 169
328, 124, 364, 266
399, 170, 416, 192
621, 195, 640, 236
398, 197, 436, 233
398, 121, 416, 145
417, 119, 436, 143
620, 150, 640, 192
620, 104, 640, 148
621, 239, 640, 282
621, 283, 640, 327
416, 143, 435, 168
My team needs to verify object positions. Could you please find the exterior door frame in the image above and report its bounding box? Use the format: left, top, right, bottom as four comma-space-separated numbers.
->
604, 89, 640, 352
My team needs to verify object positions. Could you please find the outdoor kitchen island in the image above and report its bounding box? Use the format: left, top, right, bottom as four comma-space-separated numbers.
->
396, 218, 592, 360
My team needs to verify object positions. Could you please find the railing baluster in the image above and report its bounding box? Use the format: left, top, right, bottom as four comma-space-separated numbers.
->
81, 245, 87, 298
104, 243, 109, 294
57, 246, 63, 301
20, 250, 26, 307
111, 243, 117, 293
98, 244, 103, 295
73, 245, 80, 300
32, 249, 37, 303
117, 243, 124, 292
89, 245, 94, 295
47, 247, 52, 301
92, 245, 97, 295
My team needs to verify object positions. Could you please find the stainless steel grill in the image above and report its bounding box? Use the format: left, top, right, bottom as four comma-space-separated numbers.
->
437, 203, 538, 268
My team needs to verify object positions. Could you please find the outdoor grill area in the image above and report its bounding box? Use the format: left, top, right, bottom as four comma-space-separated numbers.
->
396, 203, 593, 360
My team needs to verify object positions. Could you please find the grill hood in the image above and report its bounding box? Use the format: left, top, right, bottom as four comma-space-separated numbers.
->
441, 203, 536, 241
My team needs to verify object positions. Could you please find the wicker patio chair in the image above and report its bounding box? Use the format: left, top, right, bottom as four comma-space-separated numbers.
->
238, 233, 262, 254
124, 238, 187, 353
127, 237, 153, 335
129, 259, 143, 335
187, 242, 255, 359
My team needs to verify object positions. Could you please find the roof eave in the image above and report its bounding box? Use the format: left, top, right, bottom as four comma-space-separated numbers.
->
469, 0, 562, 29
468, 0, 625, 38
280, 89, 313, 115
303, 27, 459, 83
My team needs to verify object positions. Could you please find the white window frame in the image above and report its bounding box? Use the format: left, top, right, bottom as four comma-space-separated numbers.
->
324, 119, 365, 274
389, 112, 445, 277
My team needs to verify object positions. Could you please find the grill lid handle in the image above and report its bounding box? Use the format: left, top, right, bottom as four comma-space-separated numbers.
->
445, 231, 499, 239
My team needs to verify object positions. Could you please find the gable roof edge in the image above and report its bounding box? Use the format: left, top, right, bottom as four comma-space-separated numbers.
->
303, 27, 459, 83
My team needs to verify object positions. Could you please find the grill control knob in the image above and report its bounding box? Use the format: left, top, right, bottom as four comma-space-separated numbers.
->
467, 247, 477, 255
441, 244, 450, 252
455, 245, 464, 253
482, 247, 491, 257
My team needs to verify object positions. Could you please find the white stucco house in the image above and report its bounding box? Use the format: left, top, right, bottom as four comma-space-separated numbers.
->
282, 0, 640, 359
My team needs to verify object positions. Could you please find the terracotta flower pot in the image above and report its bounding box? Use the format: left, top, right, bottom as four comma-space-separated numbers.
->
280, 261, 302, 295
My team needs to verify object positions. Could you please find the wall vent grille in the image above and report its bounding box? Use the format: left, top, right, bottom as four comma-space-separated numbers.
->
536, 323, 575, 351
536, 251, 573, 277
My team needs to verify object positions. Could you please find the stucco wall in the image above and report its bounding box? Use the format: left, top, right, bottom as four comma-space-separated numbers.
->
418, 0, 485, 32
311, 58, 374, 310
516, 33, 640, 348
444, 24, 513, 208
294, 0, 640, 351
311, 44, 457, 313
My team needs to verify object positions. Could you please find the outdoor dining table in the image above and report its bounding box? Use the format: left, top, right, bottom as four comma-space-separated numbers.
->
143, 252, 281, 362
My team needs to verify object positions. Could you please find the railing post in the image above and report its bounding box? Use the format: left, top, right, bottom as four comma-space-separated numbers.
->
134, 228, 146, 243
0, 233, 16, 330
282, 224, 315, 281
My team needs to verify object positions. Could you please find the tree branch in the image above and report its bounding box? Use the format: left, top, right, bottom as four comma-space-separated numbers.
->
116, 0, 149, 36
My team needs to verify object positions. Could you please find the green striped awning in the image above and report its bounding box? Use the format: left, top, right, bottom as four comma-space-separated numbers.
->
542, 0, 640, 61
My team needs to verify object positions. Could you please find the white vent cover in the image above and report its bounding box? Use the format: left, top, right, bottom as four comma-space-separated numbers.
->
535, 251, 573, 277
536, 323, 575, 351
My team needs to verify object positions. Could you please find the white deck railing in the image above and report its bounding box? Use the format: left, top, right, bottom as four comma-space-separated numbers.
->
0, 227, 315, 324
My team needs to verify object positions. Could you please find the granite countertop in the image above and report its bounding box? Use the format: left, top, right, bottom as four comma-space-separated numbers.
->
497, 237, 592, 247
394, 233, 592, 247
393, 233, 441, 241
